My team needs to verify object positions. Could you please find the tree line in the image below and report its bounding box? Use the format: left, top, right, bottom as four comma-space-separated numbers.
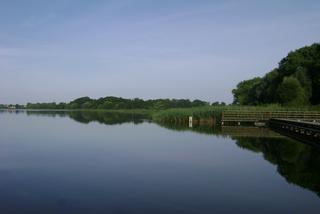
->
232, 43, 320, 106
0, 104, 25, 109
25, 97, 226, 110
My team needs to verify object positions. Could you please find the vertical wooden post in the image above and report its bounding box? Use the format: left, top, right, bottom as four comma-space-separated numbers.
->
189, 116, 193, 128
221, 112, 224, 126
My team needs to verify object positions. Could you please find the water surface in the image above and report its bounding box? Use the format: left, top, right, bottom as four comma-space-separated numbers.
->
0, 110, 319, 213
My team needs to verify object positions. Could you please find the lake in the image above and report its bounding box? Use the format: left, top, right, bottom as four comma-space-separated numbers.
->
0, 110, 319, 213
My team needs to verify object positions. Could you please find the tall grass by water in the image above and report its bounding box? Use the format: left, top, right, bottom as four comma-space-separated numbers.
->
152, 104, 320, 123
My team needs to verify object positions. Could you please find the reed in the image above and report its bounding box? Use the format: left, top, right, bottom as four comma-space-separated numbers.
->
151, 104, 320, 123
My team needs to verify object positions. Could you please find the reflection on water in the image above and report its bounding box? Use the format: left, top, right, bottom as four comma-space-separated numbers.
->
235, 137, 320, 197
0, 110, 319, 213
22, 110, 320, 197
25, 110, 150, 125
159, 121, 320, 198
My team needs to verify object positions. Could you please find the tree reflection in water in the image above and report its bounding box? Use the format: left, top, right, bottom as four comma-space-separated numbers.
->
236, 137, 320, 197
26, 110, 150, 125
24, 110, 320, 197
158, 122, 320, 198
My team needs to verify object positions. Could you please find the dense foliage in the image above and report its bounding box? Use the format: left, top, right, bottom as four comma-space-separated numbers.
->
0, 104, 25, 109
25, 96, 212, 110
233, 43, 320, 106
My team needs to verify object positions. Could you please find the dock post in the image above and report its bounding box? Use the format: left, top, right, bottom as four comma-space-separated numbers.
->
189, 116, 193, 128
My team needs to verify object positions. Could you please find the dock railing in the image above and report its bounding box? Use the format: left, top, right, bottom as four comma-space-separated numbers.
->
221, 111, 320, 123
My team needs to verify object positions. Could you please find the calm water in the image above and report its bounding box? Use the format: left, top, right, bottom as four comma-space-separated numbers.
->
0, 110, 319, 214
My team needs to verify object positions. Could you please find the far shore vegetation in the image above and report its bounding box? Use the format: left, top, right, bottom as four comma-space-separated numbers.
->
1, 43, 320, 122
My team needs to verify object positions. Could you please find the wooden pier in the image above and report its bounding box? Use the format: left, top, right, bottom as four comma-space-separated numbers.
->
221, 111, 320, 125
269, 119, 320, 144
220, 111, 320, 144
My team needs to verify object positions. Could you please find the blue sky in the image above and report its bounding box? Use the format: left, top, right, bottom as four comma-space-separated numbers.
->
1, 0, 320, 104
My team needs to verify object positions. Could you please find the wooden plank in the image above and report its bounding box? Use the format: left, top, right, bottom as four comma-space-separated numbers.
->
221, 111, 320, 123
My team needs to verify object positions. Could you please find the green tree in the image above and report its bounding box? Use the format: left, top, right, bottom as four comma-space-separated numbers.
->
278, 76, 307, 106
294, 66, 312, 103
234, 43, 320, 106
232, 77, 261, 105
82, 101, 94, 109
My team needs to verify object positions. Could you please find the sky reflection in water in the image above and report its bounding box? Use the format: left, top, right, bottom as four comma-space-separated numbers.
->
0, 110, 319, 214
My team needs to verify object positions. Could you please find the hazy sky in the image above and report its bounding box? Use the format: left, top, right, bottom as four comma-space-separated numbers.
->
1, 0, 320, 104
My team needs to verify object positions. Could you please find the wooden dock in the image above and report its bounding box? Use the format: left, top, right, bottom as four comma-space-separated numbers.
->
269, 118, 320, 144
221, 111, 320, 125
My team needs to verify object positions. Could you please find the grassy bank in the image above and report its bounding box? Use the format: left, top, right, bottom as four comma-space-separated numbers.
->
20, 105, 320, 124
151, 105, 320, 123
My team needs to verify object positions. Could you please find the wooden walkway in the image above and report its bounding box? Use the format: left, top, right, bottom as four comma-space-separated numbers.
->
221, 111, 320, 124
269, 119, 320, 144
